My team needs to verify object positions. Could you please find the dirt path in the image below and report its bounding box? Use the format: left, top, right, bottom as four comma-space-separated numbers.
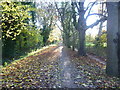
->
57, 46, 78, 88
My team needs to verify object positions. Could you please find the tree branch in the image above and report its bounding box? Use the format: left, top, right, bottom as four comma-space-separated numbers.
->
55, 2, 62, 17
55, 22, 63, 31
85, 1, 97, 20
74, 2, 80, 12
85, 16, 107, 30
85, 2, 94, 12
85, 13, 106, 20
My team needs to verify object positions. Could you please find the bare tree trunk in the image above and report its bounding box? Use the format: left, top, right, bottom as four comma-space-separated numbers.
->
78, 29, 86, 56
72, 32, 75, 51
106, 2, 120, 76
98, 21, 103, 37
65, 33, 70, 48
71, 28, 76, 51
77, 2, 86, 56
118, 4, 120, 75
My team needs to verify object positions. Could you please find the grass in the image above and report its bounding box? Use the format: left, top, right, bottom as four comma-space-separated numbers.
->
86, 42, 95, 47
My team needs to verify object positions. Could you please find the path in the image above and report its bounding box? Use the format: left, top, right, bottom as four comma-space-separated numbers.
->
55, 46, 90, 88
57, 46, 78, 88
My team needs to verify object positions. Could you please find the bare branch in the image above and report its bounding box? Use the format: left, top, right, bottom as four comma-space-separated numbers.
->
74, 2, 80, 11
55, 2, 62, 17
85, 13, 106, 20
85, 1, 97, 20
55, 22, 63, 31
85, 2, 95, 12
85, 16, 107, 30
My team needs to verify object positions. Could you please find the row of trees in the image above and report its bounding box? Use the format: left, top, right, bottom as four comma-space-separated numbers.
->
55, 1, 120, 77
55, 1, 107, 56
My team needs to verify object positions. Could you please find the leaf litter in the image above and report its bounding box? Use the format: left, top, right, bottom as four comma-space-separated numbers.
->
1, 45, 120, 89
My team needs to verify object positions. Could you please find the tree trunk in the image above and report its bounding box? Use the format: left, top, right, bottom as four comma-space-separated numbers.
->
98, 21, 103, 37
78, 29, 86, 56
0, 22, 2, 65
77, 2, 86, 56
65, 33, 70, 48
118, 2, 120, 74
72, 31, 75, 51
106, 2, 120, 76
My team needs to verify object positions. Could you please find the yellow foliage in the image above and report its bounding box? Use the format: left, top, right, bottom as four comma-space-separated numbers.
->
48, 28, 61, 43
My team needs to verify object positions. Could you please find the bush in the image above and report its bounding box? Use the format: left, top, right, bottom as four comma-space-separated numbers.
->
1, 1, 43, 65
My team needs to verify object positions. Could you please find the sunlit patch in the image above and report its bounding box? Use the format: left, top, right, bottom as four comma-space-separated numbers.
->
59, 46, 63, 53
64, 61, 70, 66
64, 72, 71, 79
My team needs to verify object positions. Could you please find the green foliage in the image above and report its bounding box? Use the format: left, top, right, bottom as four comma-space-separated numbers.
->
0, 1, 31, 40
86, 34, 95, 43
15, 26, 43, 52
94, 31, 107, 48
1, 1, 43, 65
86, 31, 107, 58
86, 34, 95, 47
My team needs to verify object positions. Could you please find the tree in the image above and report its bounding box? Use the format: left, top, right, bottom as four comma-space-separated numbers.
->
36, 2, 56, 46
55, 2, 79, 49
72, 1, 107, 56
48, 27, 61, 44
94, 31, 107, 47
106, 2, 120, 77
1, 1, 31, 59
55, 1, 107, 55
1, 1, 43, 64
97, 2, 106, 37
55, 2, 70, 47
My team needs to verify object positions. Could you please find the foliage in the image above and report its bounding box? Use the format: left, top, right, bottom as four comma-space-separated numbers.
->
68, 48, 120, 88
48, 27, 61, 44
86, 34, 95, 43
36, 2, 56, 45
1, 1, 43, 65
94, 31, 107, 48
1, 1, 31, 40
86, 34, 95, 47
86, 31, 107, 58
1, 45, 59, 88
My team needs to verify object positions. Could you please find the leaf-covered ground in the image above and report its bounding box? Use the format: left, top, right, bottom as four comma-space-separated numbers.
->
1, 45, 61, 89
68, 48, 120, 88
1, 45, 120, 89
